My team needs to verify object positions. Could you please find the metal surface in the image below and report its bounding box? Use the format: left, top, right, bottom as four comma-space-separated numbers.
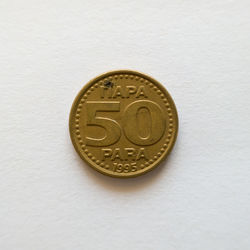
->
69, 70, 178, 178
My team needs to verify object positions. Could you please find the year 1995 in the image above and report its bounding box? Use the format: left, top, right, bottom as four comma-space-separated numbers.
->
113, 162, 138, 173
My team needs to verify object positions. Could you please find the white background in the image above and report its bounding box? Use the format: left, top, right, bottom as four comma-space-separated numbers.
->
0, 0, 250, 249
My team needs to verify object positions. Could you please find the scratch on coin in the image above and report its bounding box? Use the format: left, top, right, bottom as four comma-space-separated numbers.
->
104, 81, 113, 88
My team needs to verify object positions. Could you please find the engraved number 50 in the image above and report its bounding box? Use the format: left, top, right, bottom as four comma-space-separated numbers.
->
85, 101, 165, 146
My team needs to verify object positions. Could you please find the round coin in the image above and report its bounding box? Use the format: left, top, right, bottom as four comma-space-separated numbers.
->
69, 70, 178, 178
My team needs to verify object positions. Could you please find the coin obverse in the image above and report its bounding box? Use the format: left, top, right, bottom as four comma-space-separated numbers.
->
69, 70, 178, 178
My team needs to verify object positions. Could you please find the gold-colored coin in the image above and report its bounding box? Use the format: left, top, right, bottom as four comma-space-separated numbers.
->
69, 70, 178, 178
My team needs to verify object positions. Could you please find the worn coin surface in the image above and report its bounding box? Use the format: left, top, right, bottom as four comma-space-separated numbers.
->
69, 70, 178, 178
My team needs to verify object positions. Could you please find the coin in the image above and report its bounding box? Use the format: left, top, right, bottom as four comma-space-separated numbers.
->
69, 70, 178, 178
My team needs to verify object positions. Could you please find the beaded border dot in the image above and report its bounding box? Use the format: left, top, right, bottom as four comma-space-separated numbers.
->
74, 74, 175, 171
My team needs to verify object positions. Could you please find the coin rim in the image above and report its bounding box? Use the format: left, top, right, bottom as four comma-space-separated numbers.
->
69, 69, 179, 178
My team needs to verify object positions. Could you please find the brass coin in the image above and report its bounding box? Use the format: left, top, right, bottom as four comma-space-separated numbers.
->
69, 70, 178, 178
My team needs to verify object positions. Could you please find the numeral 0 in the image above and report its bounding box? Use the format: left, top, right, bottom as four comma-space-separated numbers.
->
85, 100, 166, 146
